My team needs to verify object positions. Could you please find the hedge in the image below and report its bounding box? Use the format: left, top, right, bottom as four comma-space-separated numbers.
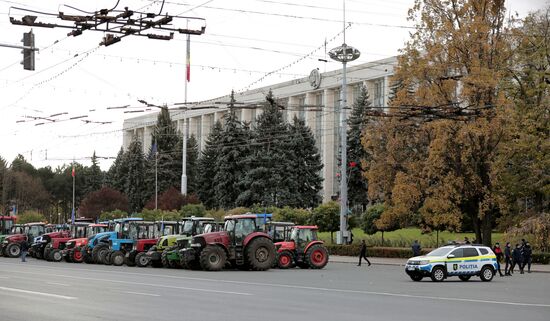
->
326, 244, 550, 264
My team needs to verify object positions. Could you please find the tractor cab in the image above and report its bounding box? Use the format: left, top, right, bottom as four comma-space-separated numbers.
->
182, 214, 276, 271
83, 217, 142, 264
1, 222, 46, 258
24, 222, 47, 239
274, 226, 328, 269
106, 220, 159, 267
0, 216, 17, 235
10, 224, 24, 235
266, 222, 295, 243
62, 223, 109, 263
157, 221, 180, 236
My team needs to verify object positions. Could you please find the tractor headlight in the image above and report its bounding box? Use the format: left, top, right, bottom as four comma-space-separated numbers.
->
2, 240, 8, 244
190, 243, 201, 248
132, 244, 137, 251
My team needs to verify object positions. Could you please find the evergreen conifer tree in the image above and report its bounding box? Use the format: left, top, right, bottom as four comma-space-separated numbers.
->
126, 138, 146, 213
107, 148, 128, 193
83, 151, 103, 196
186, 134, 199, 194
197, 121, 223, 208
347, 85, 372, 209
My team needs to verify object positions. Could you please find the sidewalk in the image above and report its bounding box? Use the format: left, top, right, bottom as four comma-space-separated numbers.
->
330, 255, 550, 273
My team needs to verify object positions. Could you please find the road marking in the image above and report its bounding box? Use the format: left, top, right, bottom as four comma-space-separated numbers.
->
46, 282, 69, 286
1, 261, 549, 307
0, 286, 76, 300
124, 291, 161, 297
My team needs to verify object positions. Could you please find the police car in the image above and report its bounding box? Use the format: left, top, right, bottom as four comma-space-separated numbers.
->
405, 244, 497, 282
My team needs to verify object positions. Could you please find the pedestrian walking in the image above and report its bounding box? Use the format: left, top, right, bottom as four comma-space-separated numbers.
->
511, 243, 524, 274
357, 240, 371, 267
522, 241, 533, 273
492, 242, 504, 277
504, 242, 512, 276
20, 239, 29, 262
411, 240, 421, 257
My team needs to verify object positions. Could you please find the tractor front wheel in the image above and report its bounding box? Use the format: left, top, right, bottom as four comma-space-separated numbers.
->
200, 245, 227, 271
43, 245, 52, 261
111, 251, 125, 266
277, 251, 294, 269
51, 249, 63, 262
125, 251, 137, 267
135, 252, 150, 267
305, 244, 328, 269
246, 238, 276, 271
72, 247, 84, 263
6, 243, 21, 258
101, 250, 113, 265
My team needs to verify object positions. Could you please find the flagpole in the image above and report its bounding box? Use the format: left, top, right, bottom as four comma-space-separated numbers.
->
155, 138, 158, 210
181, 25, 190, 196
71, 159, 75, 225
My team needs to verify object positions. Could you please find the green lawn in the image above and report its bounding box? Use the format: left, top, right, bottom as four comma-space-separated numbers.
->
319, 228, 507, 248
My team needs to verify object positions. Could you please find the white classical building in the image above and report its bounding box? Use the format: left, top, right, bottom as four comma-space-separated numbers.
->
122, 56, 397, 202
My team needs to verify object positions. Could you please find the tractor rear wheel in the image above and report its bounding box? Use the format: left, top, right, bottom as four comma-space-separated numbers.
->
124, 251, 137, 267
65, 251, 73, 263
161, 250, 170, 268
6, 243, 21, 258
246, 237, 276, 271
44, 245, 52, 261
72, 247, 84, 263
83, 246, 94, 264
103, 250, 113, 265
51, 249, 63, 262
92, 244, 108, 264
200, 245, 227, 271
277, 251, 294, 269
111, 251, 125, 266
305, 244, 328, 269
135, 252, 150, 267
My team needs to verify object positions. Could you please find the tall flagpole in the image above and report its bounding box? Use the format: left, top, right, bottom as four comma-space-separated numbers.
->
71, 159, 75, 225
181, 26, 190, 196
155, 138, 158, 210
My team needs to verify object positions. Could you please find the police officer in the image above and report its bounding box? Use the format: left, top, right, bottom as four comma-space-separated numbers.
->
504, 242, 512, 276
412, 240, 421, 256
512, 243, 524, 274
493, 242, 504, 277
523, 241, 533, 273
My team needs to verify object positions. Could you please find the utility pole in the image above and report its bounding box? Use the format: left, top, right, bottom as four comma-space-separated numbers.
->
0, 29, 38, 70
329, 0, 360, 245
181, 30, 190, 196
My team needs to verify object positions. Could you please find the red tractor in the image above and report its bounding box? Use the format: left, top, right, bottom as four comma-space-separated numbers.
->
41, 223, 93, 262
275, 226, 329, 269
62, 224, 109, 263
0, 222, 47, 258
125, 221, 179, 267
181, 214, 276, 271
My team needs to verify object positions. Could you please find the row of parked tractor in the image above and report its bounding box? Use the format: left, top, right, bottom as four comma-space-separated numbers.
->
0, 213, 329, 271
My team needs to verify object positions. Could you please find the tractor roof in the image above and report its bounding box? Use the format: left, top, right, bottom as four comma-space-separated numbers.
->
131, 221, 156, 225
156, 221, 179, 224
182, 216, 215, 221
268, 222, 295, 227
89, 224, 108, 227
0, 216, 16, 221
224, 214, 258, 220
114, 217, 143, 223
294, 226, 319, 230
25, 222, 46, 226
72, 222, 92, 226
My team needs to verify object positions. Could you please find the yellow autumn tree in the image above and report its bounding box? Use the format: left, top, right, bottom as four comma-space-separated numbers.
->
363, 0, 513, 245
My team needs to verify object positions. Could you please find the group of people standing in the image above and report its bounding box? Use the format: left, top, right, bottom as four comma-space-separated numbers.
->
493, 239, 533, 276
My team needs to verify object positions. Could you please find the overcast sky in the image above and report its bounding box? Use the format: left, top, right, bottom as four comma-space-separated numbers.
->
0, 0, 546, 170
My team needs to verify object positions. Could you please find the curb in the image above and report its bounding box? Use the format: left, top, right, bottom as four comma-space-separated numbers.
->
330, 257, 550, 273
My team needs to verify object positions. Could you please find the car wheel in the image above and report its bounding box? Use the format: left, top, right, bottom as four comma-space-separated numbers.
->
459, 275, 471, 281
430, 266, 446, 282
480, 266, 494, 282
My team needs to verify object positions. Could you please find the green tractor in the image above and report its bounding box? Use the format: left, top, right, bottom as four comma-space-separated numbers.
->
145, 217, 220, 268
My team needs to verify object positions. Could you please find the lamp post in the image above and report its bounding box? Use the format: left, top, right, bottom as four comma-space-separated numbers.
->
329, 0, 360, 245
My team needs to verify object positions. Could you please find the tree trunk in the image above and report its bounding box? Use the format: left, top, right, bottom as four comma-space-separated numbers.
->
381, 231, 384, 246
481, 211, 493, 247
436, 230, 439, 248
330, 231, 334, 244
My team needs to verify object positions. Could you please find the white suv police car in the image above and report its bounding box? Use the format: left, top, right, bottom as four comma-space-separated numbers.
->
405, 244, 497, 282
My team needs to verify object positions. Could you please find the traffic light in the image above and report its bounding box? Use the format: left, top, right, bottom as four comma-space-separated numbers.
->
21, 30, 35, 70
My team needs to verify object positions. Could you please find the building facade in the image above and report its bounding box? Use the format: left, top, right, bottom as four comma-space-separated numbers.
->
122, 56, 397, 202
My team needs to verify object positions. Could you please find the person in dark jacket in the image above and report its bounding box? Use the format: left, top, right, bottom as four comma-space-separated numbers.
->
492, 242, 504, 277
522, 242, 533, 273
20, 239, 29, 262
412, 240, 421, 257
511, 243, 524, 274
504, 242, 512, 275
357, 240, 371, 267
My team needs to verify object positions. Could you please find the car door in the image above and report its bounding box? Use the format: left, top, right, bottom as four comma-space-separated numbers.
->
461, 247, 480, 275
446, 248, 463, 275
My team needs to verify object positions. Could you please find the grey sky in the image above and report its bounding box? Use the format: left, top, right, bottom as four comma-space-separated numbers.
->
0, 0, 546, 170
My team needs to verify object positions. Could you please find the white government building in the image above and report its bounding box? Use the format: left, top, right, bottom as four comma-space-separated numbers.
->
122, 56, 397, 202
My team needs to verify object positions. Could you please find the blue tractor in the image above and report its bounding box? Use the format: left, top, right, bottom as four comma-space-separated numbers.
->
83, 218, 143, 264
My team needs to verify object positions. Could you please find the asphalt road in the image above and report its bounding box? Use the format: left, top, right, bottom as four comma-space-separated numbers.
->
0, 257, 549, 321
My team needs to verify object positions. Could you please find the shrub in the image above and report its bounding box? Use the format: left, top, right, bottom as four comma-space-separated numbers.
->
99, 209, 128, 221
179, 204, 206, 218
17, 210, 47, 224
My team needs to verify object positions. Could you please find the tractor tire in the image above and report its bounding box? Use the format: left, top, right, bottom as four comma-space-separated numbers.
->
7, 243, 21, 258
43, 245, 52, 261
92, 244, 108, 264
305, 244, 329, 269
245, 237, 276, 271
72, 247, 84, 263
199, 245, 227, 271
64, 251, 73, 263
83, 246, 94, 264
161, 250, 170, 268
103, 250, 113, 265
276, 251, 294, 269
135, 252, 150, 268
151, 259, 163, 268
51, 249, 63, 262
181, 253, 200, 270
124, 251, 137, 267
111, 251, 125, 266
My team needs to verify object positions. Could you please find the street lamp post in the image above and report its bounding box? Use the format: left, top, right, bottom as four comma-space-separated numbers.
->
329, 0, 360, 245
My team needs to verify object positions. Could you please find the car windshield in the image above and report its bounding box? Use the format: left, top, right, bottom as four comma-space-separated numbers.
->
181, 220, 194, 235
426, 247, 453, 257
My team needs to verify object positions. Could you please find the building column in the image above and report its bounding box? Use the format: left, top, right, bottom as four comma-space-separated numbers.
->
288, 96, 299, 122
322, 89, 336, 202
143, 126, 152, 154
123, 130, 133, 151
200, 114, 211, 151
304, 92, 316, 129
